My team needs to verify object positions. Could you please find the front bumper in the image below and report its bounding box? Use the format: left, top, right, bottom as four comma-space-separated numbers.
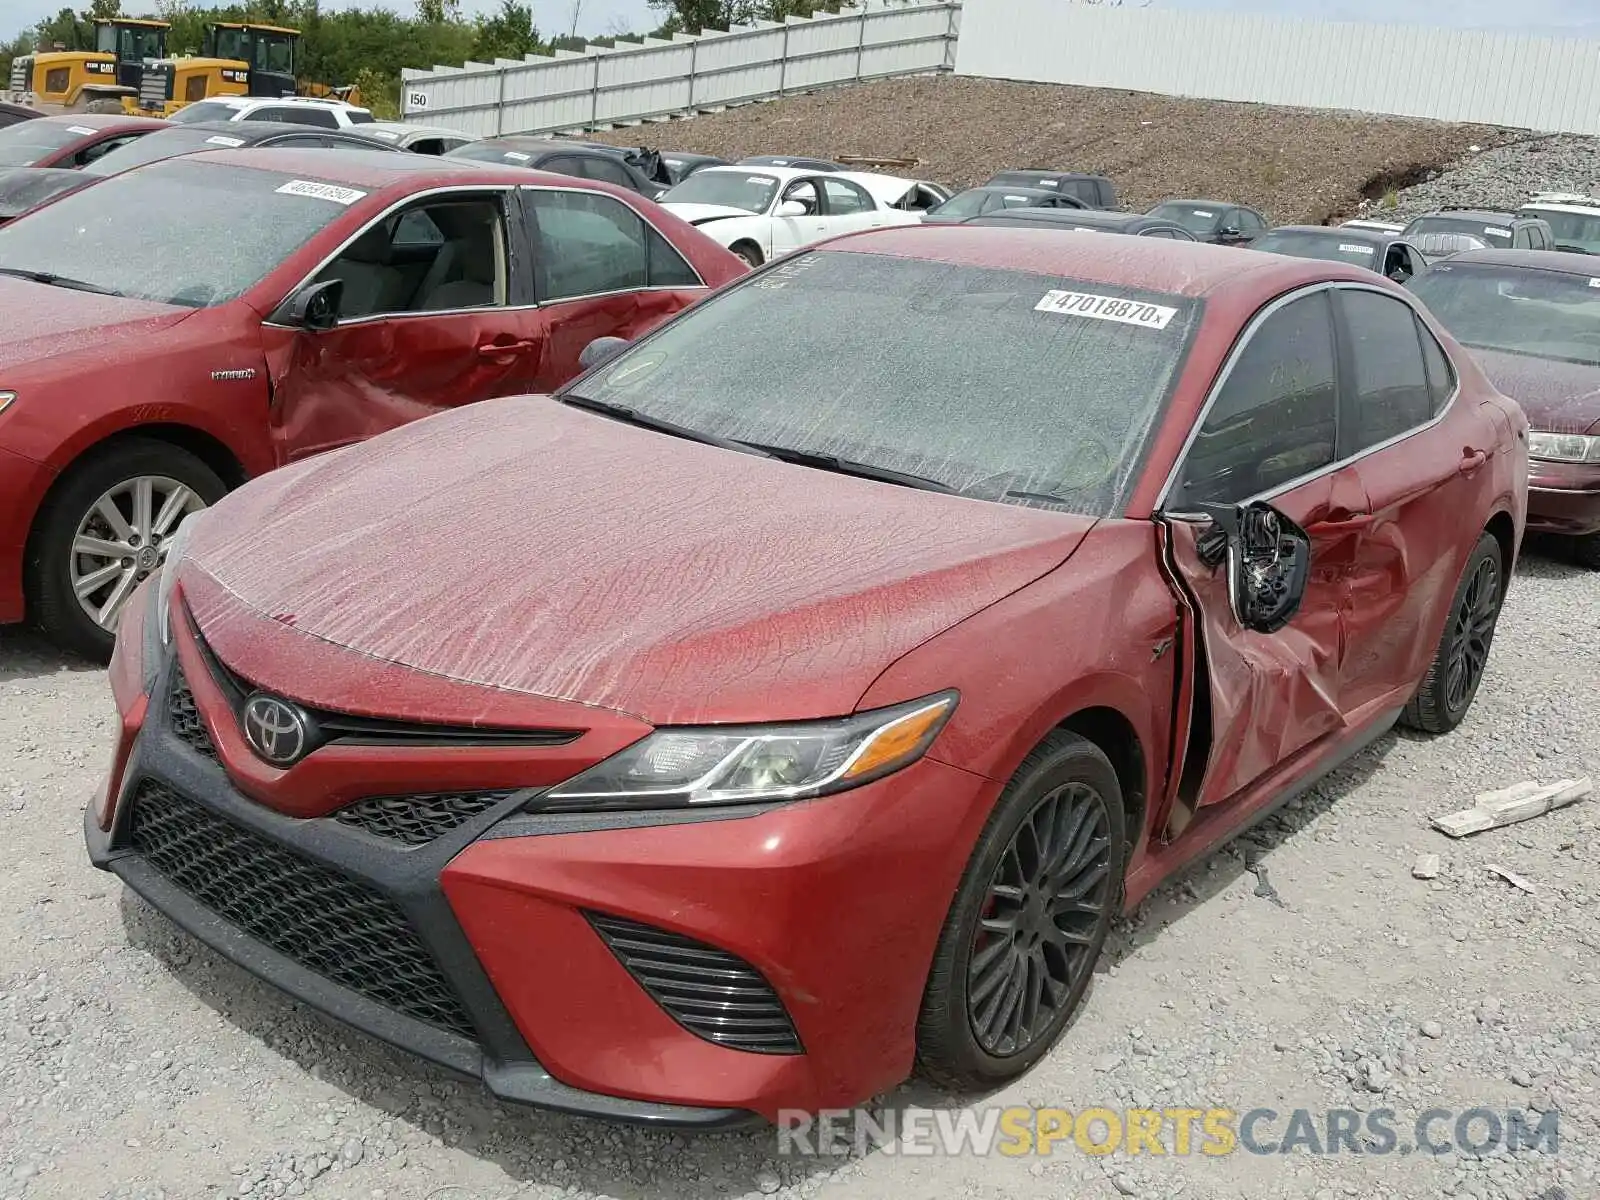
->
1527, 461, 1600, 536
87, 645, 997, 1125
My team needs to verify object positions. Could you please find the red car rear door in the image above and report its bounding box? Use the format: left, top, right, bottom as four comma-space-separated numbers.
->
516, 184, 713, 390
262, 186, 542, 463
1333, 287, 1507, 714
1156, 287, 1367, 814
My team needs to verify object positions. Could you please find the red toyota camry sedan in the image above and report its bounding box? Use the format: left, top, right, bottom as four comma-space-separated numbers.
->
0, 148, 745, 659
86, 229, 1527, 1128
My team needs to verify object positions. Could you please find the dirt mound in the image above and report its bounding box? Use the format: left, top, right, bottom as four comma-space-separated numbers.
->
589, 75, 1520, 223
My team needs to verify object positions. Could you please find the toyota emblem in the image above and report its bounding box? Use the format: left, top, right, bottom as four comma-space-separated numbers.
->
241, 693, 312, 767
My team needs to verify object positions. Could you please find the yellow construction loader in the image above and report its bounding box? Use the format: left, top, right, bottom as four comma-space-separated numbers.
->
4, 18, 168, 113
129, 23, 360, 118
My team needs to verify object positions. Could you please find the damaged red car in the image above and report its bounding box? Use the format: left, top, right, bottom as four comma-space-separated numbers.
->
1410, 249, 1600, 567
0, 148, 745, 659
86, 229, 1526, 1128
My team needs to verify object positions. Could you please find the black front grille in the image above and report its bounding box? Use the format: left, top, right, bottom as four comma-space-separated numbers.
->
587, 913, 802, 1055
167, 667, 221, 765
127, 780, 477, 1040
335, 792, 516, 846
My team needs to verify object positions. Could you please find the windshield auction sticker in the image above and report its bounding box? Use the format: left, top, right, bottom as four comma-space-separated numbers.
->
275, 180, 369, 205
1339, 243, 1376, 255
1036, 290, 1178, 330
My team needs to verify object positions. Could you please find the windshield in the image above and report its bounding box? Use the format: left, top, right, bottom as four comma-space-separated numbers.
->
1411, 262, 1600, 367
925, 189, 993, 219
1519, 206, 1600, 253
168, 101, 239, 126
1251, 230, 1383, 267
660, 171, 778, 214
0, 158, 354, 308
81, 127, 245, 177
105, 24, 165, 60
1404, 215, 1513, 246
564, 250, 1199, 516
256, 34, 294, 74
1147, 204, 1223, 234
0, 120, 86, 167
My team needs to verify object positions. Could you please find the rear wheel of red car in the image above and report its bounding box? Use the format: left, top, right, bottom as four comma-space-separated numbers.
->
27, 438, 225, 662
1401, 531, 1504, 735
915, 731, 1125, 1092
1572, 531, 1600, 571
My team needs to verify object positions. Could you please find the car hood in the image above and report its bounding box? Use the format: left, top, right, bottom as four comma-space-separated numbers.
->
184, 397, 1096, 725
0, 277, 193, 373
659, 202, 760, 227
1471, 347, 1600, 434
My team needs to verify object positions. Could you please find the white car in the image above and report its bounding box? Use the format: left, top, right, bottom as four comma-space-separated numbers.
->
1517, 192, 1600, 254
166, 95, 375, 130
659, 165, 925, 266
352, 121, 477, 156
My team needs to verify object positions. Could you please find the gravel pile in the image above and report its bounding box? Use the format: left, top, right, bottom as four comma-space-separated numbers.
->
1, 542, 1596, 1200
586, 75, 1514, 223
1355, 133, 1600, 223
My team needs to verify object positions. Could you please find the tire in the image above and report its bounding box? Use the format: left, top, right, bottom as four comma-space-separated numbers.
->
915, 730, 1126, 1092
26, 438, 225, 662
1400, 531, 1504, 735
730, 241, 764, 268
1572, 531, 1600, 571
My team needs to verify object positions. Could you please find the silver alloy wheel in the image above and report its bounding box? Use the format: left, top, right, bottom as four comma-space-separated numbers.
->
69, 475, 207, 632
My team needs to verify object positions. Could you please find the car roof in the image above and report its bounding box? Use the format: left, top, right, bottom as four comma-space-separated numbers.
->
180, 146, 525, 186
1266, 224, 1390, 243
1154, 197, 1245, 208
694, 164, 821, 183
664, 151, 723, 162
991, 169, 1106, 180
204, 95, 364, 112
825, 224, 1382, 298
152, 118, 357, 143
965, 184, 1057, 195
1433, 248, 1600, 274
359, 121, 472, 140
32, 113, 166, 132
1411, 209, 1520, 223
970, 208, 1146, 228
1517, 199, 1600, 215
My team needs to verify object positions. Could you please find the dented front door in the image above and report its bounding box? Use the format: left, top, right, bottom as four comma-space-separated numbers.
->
1161, 467, 1368, 809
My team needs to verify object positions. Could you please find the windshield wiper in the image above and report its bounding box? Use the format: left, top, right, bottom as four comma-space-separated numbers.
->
1003, 489, 1077, 506
558, 392, 771, 457
0, 266, 123, 297
743, 442, 956, 493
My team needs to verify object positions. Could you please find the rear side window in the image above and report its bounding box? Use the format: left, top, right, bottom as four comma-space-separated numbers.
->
1339, 290, 1433, 450
525, 188, 698, 300
578, 155, 640, 191
1417, 316, 1456, 416
1175, 291, 1338, 506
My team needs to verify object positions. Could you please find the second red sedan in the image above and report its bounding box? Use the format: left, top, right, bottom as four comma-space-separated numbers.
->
0, 112, 165, 168
86, 229, 1525, 1127
0, 147, 746, 658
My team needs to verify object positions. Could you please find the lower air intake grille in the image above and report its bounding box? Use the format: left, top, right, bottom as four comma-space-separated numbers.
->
587, 912, 802, 1055
167, 668, 221, 765
335, 792, 515, 846
128, 780, 477, 1040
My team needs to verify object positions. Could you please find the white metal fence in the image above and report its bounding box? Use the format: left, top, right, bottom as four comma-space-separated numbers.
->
955, 0, 1600, 136
399, 0, 960, 138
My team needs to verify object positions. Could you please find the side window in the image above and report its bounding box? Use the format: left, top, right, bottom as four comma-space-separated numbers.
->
1237, 209, 1266, 233
578, 156, 639, 191
781, 179, 819, 215
76, 135, 137, 165
1174, 292, 1339, 507
1339, 289, 1433, 451
1416, 315, 1456, 417
315, 195, 505, 319
539, 155, 582, 179
821, 177, 872, 215
526, 188, 698, 300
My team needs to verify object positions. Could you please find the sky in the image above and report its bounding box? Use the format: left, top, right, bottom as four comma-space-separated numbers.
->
4, 0, 1600, 48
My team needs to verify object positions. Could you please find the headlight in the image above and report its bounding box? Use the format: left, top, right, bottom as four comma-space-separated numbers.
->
537, 691, 959, 812
1528, 431, 1600, 464
0, 390, 15, 417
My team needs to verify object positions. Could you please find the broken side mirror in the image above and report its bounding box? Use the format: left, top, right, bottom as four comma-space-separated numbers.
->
1195, 501, 1311, 634
280, 278, 343, 332
579, 335, 628, 371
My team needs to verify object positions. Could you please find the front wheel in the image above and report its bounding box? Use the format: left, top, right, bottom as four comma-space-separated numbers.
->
27, 439, 224, 661
730, 241, 764, 268
1400, 531, 1504, 734
916, 731, 1125, 1091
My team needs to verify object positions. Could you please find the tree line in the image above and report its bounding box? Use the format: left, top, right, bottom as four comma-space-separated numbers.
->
1, 0, 856, 120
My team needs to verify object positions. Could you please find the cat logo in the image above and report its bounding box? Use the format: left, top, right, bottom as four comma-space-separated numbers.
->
210, 368, 257, 382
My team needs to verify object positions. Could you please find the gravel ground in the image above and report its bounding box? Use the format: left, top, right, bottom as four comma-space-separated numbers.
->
1355, 134, 1600, 223
0, 537, 1595, 1200
586, 75, 1517, 223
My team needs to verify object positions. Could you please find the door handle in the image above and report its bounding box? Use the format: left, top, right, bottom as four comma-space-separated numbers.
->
1312, 510, 1374, 533
1458, 448, 1489, 475
477, 339, 538, 358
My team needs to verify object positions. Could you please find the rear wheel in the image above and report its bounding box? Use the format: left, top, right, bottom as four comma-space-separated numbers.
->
916, 731, 1125, 1091
27, 439, 224, 661
730, 241, 764, 268
1401, 531, 1504, 734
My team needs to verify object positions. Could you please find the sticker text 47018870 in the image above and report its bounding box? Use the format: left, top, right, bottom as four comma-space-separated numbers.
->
1035, 290, 1178, 331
